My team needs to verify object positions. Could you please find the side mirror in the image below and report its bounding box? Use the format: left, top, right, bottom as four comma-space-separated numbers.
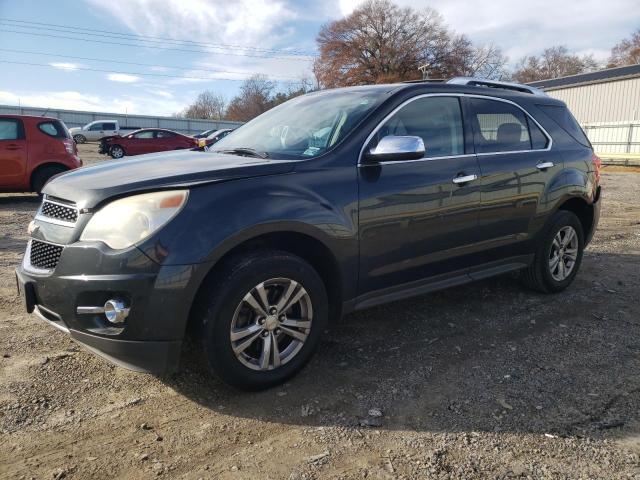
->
363, 135, 425, 163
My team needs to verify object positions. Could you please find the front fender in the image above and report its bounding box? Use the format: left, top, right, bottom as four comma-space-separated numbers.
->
137, 167, 359, 296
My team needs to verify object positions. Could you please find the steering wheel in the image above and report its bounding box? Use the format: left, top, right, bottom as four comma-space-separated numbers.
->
280, 125, 313, 149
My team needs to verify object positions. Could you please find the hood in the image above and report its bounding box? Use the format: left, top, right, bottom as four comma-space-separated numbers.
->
43, 150, 296, 208
69, 127, 81, 133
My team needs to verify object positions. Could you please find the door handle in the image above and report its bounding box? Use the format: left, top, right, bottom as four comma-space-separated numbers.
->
536, 161, 554, 170
452, 174, 478, 184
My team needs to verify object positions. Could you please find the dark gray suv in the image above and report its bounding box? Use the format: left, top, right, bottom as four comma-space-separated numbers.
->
16, 78, 601, 389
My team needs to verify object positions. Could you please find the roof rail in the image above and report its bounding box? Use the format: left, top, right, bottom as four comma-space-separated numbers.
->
447, 77, 548, 96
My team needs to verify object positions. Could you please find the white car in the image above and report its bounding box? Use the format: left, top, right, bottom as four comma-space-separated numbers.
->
69, 120, 141, 143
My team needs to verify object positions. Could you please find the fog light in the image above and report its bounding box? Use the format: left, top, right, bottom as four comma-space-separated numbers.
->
103, 299, 130, 324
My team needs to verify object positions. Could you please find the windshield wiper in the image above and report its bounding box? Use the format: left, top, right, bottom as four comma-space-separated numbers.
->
214, 147, 269, 159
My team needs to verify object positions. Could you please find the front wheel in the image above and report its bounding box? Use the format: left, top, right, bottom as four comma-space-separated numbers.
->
109, 145, 125, 159
193, 250, 328, 390
73, 134, 86, 144
521, 210, 584, 293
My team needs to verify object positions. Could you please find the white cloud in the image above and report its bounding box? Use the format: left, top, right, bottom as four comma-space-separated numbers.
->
107, 73, 141, 83
50, 62, 80, 71
328, 0, 639, 64
0, 90, 186, 116
84, 0, 313, 82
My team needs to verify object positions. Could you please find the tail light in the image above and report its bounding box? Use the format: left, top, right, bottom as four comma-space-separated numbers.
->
591, 153, 601, 183
63, 139, 75, 155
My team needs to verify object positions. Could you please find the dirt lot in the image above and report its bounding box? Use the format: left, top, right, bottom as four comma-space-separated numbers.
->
1, 146, 639, 479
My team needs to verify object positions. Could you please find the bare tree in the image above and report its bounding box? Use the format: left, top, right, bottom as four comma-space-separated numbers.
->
181, 90, 226, 120
313, 0, 508, 87
511, 46, 599, 83
608, 29, 640, 67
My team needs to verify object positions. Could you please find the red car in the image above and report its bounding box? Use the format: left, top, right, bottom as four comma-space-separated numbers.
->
0, 115, 81, 193
99, 128, 198, 159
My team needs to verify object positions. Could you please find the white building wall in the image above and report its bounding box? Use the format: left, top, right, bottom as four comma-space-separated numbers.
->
545, 77, 640, 124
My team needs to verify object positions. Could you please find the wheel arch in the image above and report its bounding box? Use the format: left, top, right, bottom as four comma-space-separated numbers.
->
186, 227, 346, 338
29, 162, 70, 191
555, 195, 596, 244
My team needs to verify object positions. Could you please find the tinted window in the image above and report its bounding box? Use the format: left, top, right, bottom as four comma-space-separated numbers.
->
103, 122, 116, 130
134, 131, 155, 139
156, 131, 176, 138
38, 121, 70, 139
527, 118, 549, 149
537, 104, 591, 147
0, 119, 23, 140
89, 123, 104, 131
469, 98, 533, 153
371, 97, 464, 158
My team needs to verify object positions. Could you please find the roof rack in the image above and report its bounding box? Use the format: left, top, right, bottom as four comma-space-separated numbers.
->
447, 77, 548, 96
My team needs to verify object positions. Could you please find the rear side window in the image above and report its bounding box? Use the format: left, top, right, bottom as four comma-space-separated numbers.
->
38, 121, 70, 139
103, 122, 116, 130
0, 119, 25, 140
537, 104, 591, 147
134, 131, 154, 139
468, 98, 534, 153
528, 119, 549, 149
156, 130, 176, 138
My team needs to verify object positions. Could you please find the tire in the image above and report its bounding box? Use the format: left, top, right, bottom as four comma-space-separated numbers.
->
521, 210, 584, 293
31, 165, 67, 194
73, 134, 86, 144
110, 145, 125, 159
193, 250, 328, 390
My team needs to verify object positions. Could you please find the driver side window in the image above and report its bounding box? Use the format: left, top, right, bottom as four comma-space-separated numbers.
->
371, 97, 464, 158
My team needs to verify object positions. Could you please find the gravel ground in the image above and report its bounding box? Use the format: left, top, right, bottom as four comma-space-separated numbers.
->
1, 145, 639, 479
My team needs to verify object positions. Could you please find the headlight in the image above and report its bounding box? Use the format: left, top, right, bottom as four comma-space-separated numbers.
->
80, 190, 188, 249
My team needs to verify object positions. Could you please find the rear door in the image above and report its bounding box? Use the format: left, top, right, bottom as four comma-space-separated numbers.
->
155, 130, 180, 151
464, 96, 556, 259
102, 122, 117, 138
128, 130, 156, 155
358, 95, 481, 295
0, 118, 28, 188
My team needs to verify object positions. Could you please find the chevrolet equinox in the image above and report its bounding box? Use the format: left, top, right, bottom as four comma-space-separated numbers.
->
16, 78, 601, 389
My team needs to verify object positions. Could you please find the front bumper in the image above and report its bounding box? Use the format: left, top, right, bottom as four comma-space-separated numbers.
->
15, 242, 203, 375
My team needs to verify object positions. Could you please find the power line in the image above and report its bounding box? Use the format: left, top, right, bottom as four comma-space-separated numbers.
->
0, 48, 301, 80
0, 17, 317, 56
0, 59, 308, 85
1, 28, 313, 61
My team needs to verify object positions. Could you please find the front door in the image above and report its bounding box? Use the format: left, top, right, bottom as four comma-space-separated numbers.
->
464, 97, 559, 260
0, 118, 28, 188
358, 96, 481, 295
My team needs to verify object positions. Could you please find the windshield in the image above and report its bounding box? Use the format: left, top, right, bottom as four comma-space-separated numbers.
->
213, 90, 386, 159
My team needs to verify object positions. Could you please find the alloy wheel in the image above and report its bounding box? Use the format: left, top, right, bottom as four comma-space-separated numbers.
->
230, 278, 313, 371
111, 146, 124, 158
549, 226, 578, 281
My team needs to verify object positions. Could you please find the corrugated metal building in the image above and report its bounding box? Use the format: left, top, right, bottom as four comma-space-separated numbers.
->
0, 104, 242, 136
529, 65, 640, 157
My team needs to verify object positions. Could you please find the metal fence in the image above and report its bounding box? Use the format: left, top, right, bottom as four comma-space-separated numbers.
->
0, 104, 243, 136
583, 121, 640, 166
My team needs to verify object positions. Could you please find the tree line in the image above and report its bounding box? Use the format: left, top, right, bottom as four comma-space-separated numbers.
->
179, 0, 639, 122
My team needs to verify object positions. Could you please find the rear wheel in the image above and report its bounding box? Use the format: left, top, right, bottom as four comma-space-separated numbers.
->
73, 134, 86, 144
521, 210, 584, 293
31, 165, 67, 194
110, 145, 125, 159
193, 250, 328, 390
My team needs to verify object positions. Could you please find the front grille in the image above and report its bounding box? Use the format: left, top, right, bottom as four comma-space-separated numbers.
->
30, 240, 63, 270
41, 200, 78, 223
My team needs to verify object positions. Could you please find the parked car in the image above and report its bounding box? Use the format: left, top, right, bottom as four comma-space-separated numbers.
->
0, 115, 81, 193
193, 128, 218, 139
16, 78, 601, 390
192, 128, 235, 151
98, 128, 198, 158
69, 120, 141, 144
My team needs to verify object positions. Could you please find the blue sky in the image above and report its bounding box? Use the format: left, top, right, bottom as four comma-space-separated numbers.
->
0, 0, 638, 116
